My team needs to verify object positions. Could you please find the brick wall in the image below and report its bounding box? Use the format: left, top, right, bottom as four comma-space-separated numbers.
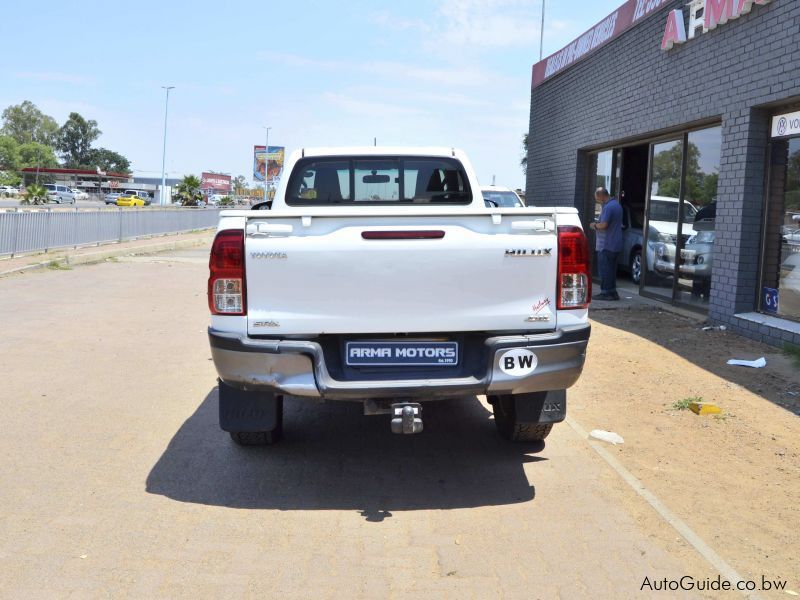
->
527, 0, 800, 346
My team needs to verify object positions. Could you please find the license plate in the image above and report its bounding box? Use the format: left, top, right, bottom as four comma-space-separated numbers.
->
345, 341, 459, 367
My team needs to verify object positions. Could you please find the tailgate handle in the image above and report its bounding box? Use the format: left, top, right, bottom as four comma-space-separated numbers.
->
246, 223, 293, 236
512, 220, 553, 232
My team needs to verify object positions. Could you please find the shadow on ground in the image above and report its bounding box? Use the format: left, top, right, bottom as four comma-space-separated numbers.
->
590, 303, 800, 415
146, 388, 546, 515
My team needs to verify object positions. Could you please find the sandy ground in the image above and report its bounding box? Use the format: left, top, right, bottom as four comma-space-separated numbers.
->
0, 247, 797, 597
576, 305, 800, 589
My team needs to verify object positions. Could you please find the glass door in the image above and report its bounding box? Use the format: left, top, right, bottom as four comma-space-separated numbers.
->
642, 139, 683, 301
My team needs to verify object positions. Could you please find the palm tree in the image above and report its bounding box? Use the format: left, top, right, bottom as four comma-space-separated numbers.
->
20, 183, 49, 205
175, 175, 202, 206
520, 133, 529, 175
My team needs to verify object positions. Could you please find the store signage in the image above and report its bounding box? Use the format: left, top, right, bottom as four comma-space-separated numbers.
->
771, 110, 800, 138
531, 0, 671, 88
762, 287, 778, 314
662, 0, 772, 51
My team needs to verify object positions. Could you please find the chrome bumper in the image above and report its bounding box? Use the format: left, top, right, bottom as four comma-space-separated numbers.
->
208, 324, 590, 400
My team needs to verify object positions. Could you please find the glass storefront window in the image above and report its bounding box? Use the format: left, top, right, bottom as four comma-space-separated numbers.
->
643, 139, 683, 301
762, 137, 800, 322
677, 126, 721, 306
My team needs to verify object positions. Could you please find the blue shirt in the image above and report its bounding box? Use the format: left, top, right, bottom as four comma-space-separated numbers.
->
596, 197, 623, 252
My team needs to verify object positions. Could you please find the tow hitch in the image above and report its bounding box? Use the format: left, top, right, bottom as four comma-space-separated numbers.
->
390, 402, 423, 434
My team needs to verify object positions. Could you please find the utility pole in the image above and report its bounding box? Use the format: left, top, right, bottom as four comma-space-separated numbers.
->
540, 0, 546, 60
263, 126, 272, 202
160, 86, 175, 205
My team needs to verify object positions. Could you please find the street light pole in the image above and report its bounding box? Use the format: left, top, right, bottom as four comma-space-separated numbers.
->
160, 86, 175, 205
263, 126, 272, 202
540, 0, 546, 60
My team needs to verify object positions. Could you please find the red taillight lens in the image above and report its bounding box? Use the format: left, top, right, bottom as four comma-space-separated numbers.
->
208, 229, 246, 315
557, 225, 591, 309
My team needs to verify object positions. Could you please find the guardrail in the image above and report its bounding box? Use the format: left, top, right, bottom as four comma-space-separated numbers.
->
0, 207, 222, 257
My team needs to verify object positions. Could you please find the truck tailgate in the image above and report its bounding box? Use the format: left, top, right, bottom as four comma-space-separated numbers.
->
244, 214, 558, 335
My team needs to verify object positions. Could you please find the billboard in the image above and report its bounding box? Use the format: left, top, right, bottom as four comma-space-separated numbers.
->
254, 146, 285, 182
201, 172, 231, 193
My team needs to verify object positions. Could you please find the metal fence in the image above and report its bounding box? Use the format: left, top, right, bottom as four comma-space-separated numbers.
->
0, 208, 222, 257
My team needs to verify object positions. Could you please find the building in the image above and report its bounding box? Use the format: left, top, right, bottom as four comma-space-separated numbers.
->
527, 0, 800, 347
20, 167, 132, 195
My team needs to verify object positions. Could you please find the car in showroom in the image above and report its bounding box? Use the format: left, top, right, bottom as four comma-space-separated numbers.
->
619, 195, 697, 284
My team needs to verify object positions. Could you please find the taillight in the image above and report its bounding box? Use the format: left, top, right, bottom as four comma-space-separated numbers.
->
557, 225, 591, 309
208, 229, 246, 315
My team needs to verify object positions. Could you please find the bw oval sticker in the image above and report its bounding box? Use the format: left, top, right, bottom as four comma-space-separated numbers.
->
499, 349, 538, 377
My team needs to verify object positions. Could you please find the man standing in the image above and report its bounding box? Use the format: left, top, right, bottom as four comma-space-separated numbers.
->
589, 187, 623, 301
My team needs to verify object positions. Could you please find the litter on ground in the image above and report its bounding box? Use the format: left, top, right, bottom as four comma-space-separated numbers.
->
727, 357, 767, 368
589, 430, 625, 445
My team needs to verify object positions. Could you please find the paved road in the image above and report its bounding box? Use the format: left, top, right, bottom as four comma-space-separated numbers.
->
0, 199, 107, 209
0, 249, 701, 598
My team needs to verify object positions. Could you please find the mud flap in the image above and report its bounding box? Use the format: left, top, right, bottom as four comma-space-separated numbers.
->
513, 389, 566, 424
218, 379, 282, 432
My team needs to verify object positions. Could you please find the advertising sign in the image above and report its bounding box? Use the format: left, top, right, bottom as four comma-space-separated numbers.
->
201, 172, 231, 193
771, 110, 800, 139
254, 146, 285, 182
531, 0, 672, 89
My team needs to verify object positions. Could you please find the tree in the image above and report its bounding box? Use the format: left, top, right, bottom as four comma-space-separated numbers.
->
1, 101, 59, 145
18, 142, 59, 170
0, 135, 20, 170
20, 183, 50, 205
520, 133, 529, 175
175, 175, 202, 206
58, 112, 101, 167
232, 175, 247, 195
84, 147, 130, 173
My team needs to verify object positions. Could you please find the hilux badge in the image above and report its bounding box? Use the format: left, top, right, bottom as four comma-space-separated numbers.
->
505, 249, 552, 257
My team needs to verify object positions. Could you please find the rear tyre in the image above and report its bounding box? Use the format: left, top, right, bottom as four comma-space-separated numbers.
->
230, 427, 282, 446
225, 394, 283, 446
490, 395, 553, 442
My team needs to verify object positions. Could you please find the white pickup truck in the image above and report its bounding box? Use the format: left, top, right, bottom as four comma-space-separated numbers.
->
208, 147, 591, 445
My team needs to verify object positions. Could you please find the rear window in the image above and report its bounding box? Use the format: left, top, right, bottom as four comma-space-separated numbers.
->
286, 156, 471, 205
483, 191, 523, 208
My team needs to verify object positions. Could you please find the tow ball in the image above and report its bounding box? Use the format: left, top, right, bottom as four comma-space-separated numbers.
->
390, 402, 423, 434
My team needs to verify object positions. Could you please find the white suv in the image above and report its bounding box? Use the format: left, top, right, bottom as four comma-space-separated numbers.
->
43, 184, 76, 204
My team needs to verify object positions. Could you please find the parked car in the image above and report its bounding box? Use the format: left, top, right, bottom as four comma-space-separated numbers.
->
43, 184, 76, 204
104, 192, 122, 205
0, 185, 19, 197
116, 192, 145, 207
619, 195, 697, 284
70, 188, 90, 201
123, 190, 152, 205
208, 146, 591, 446
481, 186, 525, 208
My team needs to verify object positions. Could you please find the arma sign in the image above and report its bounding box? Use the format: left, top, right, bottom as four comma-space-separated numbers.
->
661, 0, 772, 50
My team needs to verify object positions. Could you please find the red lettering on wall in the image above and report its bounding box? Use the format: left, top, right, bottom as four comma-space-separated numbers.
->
661, 9, 687, 50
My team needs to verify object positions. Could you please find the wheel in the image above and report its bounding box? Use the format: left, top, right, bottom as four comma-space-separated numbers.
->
230, 427, 282, 446
224, 391, 283, 446
490, 395, 553, 442
630, 248, 642, 285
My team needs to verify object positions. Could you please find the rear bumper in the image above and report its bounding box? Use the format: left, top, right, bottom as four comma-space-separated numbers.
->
209, 324, 590, 400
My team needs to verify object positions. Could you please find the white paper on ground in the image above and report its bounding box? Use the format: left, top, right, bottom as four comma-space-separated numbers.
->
589, 430, 625, 445
726, 357, 766, 368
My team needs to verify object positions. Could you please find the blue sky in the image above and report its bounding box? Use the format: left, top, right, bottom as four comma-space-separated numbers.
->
1, 0, 621, 189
